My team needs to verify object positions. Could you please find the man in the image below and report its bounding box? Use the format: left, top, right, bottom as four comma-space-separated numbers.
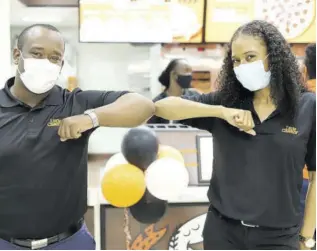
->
0, 24, 155, 250
300, 43, 316, 249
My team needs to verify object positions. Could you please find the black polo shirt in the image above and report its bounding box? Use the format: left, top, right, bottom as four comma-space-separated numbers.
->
181, 91, 316, 228
0, 77, 128, 238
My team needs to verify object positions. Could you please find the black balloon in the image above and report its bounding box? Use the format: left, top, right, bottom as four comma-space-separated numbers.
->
129, 191, 167, 224
121, 126, 159, 171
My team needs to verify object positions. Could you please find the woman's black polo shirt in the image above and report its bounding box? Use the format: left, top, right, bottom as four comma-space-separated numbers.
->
0, 77, 128, 238
181, 91, 316, 228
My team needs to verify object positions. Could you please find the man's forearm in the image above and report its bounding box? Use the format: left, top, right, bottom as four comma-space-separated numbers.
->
155, 97, 224, 120
301, 172, 316, 237
95, 93, 155, 127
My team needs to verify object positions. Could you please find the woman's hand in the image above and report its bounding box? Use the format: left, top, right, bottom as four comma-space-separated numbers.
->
221, 107, 256, 136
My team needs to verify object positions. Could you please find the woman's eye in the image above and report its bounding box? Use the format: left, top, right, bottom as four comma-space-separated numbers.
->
246, 55, 256, 61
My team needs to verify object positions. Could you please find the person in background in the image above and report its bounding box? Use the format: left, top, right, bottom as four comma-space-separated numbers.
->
301, 43, 316, 247
147, 59, 198, 124
154, 20, 316, 250
0, 24, 154, 250
303, 44, 316, 92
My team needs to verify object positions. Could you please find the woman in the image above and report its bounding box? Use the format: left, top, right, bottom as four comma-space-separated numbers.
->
147, 58, 198, 124
154, 20, 316, 250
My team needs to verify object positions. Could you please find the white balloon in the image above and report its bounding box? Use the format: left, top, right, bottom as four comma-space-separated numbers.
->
100, 152, 128, 181
145, 158, 189, 201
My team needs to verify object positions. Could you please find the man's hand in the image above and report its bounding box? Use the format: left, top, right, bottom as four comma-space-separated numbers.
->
58, 115, 93, 142
221, 107, 256, 136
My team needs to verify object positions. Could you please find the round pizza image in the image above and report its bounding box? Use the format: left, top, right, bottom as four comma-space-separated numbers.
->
260, 0, 315, 39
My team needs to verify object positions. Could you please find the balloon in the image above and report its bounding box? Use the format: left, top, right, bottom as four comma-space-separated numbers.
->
157, 145, 185, 164
129, 190, 167, 224
145, 158, 189, 201
101, 163, 146, 208
121, 126, 159, 170
100, 152, 128, 179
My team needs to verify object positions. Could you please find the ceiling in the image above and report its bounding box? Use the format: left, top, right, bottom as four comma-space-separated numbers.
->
11, 0, 78, 27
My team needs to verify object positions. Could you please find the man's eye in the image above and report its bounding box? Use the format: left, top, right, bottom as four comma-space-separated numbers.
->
31, 52, 42, 57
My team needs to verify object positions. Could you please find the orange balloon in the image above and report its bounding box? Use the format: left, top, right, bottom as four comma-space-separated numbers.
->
157, 145, 185, 164
101, 164, 146, 208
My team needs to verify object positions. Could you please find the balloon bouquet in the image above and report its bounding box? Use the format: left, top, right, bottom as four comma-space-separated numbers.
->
100, 126, 189, 249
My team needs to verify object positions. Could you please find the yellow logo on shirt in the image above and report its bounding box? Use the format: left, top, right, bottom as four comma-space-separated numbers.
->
47, 119, 61, 127
282, 126, 298, 135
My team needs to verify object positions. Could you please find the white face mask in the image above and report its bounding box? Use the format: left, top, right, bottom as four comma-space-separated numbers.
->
19, 56, 61, 94
234, 60, 271, 92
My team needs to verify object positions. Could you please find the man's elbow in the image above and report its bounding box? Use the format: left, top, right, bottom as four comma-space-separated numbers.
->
128, 93, 155, 125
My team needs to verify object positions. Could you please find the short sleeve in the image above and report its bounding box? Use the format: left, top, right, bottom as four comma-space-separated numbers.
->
306, 99, 316, 172
179, 92, 220, 132
73, 89, 130, 110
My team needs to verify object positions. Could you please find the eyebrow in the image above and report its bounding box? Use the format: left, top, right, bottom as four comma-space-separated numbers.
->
30, 46, 44, 50
30, 47, 62, 56
243, 50, 258, 55
232, 51, 258, 58
53, 50, 62, 56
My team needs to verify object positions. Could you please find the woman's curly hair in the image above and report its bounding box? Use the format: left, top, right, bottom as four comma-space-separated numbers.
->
216, 20, 307, 118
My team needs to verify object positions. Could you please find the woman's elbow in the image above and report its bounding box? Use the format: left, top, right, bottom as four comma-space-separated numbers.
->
154, 97, 180, 120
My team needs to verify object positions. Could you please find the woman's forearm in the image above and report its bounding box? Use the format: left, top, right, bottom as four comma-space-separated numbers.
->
154, 97, 224, 121
301, 172, 316, 237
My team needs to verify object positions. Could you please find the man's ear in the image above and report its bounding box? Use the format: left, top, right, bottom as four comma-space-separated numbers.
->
13, 48, 20, 65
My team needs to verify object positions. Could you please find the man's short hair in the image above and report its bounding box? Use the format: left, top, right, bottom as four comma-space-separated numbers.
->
17, 24, 63, 50
304, 43, 316, 80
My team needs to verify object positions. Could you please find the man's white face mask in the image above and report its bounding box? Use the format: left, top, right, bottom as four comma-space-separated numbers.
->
18, 52, 61, 94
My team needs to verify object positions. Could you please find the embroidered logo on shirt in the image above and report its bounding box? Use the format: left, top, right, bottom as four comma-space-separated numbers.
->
47, 119, 61, 127
282, 126, 298, 135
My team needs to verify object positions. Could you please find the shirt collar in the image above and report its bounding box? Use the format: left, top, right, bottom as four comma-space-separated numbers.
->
0, 77, 64, 108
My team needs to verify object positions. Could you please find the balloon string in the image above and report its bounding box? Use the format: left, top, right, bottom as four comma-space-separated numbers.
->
124, 208, 132, 250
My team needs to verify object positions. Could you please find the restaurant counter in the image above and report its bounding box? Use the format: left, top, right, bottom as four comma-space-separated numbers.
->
85, 124, 212, 250
86, 186, 210, 250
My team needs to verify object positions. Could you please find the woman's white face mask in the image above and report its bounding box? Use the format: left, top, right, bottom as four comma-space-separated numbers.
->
234, 57, 271, 92
18, 52, 61, 94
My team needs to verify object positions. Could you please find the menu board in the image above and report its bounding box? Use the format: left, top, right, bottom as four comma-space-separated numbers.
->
79, 0, 205, 43
205, 0, 316, 43
171, 0, 205, 43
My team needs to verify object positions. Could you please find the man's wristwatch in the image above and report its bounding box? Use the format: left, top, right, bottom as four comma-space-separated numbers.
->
84, 109, 99, 128
299, 235, 315, 248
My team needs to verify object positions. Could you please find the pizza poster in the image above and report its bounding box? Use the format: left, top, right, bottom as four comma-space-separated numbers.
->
205, 0, 316, 43
170, 0, 205, 43
79, 0, 172, 43
79, 0, 205, 43
103, 205, 209, 250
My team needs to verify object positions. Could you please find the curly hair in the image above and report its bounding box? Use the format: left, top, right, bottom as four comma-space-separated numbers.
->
216, 20, 306, 118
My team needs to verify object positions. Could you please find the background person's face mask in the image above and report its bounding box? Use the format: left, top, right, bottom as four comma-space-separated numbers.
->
234, 59, 271, 92
18, 54, 61, 94
176, 74, 192, 89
